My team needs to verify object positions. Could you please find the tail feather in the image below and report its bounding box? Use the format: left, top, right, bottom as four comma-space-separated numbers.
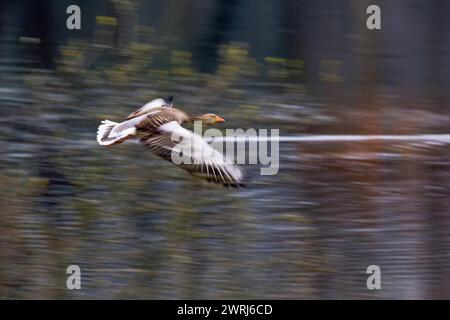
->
97, 120, 123, 145
97, 118, 139, 146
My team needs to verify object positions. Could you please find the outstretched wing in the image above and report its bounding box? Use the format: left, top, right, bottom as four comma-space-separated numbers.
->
140, 122, 245, 187
126, 97, 173, 120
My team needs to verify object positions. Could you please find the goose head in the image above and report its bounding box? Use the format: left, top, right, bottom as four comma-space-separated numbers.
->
196, 113, 225, 125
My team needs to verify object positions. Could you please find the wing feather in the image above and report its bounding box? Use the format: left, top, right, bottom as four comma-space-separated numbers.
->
126, 98, 170, 120
140, 122, 245, 187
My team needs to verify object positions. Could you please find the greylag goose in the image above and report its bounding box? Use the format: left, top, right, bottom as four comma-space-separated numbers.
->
96, 97, 245, 187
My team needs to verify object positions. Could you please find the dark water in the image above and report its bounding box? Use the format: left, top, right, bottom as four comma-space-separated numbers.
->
1, 60, 449, 299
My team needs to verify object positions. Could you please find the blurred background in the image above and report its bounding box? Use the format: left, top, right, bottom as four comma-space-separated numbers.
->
0, 0, 450, 299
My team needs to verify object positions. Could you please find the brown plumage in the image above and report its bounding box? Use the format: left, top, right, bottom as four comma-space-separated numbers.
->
97, 98, 245, 187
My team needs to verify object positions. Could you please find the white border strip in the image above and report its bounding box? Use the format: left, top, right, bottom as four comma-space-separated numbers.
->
209, 134, 450, 143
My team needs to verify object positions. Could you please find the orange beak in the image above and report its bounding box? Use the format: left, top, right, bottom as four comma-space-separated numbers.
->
215, 116, 225, 123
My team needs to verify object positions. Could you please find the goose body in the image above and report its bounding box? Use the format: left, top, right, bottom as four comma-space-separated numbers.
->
97, 98, 245, 187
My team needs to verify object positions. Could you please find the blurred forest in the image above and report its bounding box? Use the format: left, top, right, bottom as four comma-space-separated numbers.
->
0, 0, 449, 299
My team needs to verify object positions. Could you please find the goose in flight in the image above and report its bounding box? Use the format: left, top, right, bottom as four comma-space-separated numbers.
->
96, 97, 245, 187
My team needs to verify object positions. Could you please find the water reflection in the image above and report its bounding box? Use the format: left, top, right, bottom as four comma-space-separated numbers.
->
1, 74, 449, 298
